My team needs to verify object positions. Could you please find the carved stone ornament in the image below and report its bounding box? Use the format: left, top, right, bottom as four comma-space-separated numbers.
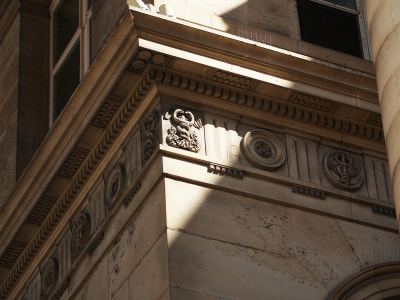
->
104, 164, 125, 208
71, 213, 91, 257
323, 151, 365, 191
142, 111, 159, 164
165, 107, 202, 152
241, 130, 286, 170
40, 258, 58, 299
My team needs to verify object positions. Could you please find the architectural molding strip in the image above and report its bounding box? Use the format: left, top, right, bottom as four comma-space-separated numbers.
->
292, 185, 326, 200
25, 196, 57, 225
372, 204, 396, 218
207, 163, 244, 179
53, 277, 70, 300
90, 96, 124, 128
148, 68, 384, 143
123, 180, 142, 207
0, 241, 27, 269
87, 231, 105, 256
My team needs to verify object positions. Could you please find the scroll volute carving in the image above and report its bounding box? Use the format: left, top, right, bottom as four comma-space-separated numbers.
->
164, 107, 203, 152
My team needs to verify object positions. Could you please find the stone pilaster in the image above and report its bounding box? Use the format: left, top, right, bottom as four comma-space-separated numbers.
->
365, 0, 400, 228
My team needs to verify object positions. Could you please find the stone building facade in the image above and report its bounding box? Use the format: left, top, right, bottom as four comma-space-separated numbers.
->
0, 0, 399, 299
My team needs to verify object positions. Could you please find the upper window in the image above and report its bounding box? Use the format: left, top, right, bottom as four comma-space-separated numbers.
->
297, 0, 371, 59
50, 0, 92, 123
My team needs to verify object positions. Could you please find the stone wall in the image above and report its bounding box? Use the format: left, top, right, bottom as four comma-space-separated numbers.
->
17, 4, 49, 178
91, 0, 128, 61
365, 1, 400, 225
153, 0, 301, 39
0, 10, 19, 206
165, 178, 400, 299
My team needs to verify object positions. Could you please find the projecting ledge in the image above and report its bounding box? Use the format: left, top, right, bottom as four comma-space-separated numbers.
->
130, 8, 379, 111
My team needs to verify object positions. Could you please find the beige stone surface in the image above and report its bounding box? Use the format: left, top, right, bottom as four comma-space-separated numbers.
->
364, 0, 400, 225
158, 288, 170, 300
154, 0, 299, 39
375, 25, 400, 93
87, 179, 106, 236
128, 233, 169, 300
365, 0, 381, 28
166, 179, 293, 257
368, 2, 394, 63
168, 229, 328, 299
336, 220, 400, 268
286, 134, 320, 184
384, 112, 400, 175
391, 163, 400, 220
364, 155, 393, 202
290, 210, 362, 290
21, 268, 40, 300
169, 287, 221, 300
73, 258, 109, 300
107, 182, 167, 297
112, 280, 129, 300
379, 66, 400, 131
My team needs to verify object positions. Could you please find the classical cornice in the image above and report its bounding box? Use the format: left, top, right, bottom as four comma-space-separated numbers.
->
149, 67, 384, 146
130, 8, 379, 112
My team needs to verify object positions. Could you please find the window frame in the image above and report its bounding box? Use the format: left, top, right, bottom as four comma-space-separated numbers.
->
300, 0, 372, 60
49, 0, 92, 125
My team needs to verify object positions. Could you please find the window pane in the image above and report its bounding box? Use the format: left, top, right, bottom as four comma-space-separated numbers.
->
53, 0, 79, 65
297, 0, 362, 57
53, 41, 80, 121
334, 0, 356, 10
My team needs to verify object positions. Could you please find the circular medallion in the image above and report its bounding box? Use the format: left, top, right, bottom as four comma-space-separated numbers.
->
105, 164, 125, 208
241, 130, 286, 170
71, 213, 91, 257
323, 151, 365, 191
40, 259, 58, 299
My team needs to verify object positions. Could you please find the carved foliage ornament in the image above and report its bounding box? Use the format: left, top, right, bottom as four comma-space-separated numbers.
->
71, 213, 91, 257
105, 164, 125, 208
323, 151, 365, 191
40, 258, 58, 299
241, 130, 286, 170
142, 111, 159, 164
165, 108, 202, 152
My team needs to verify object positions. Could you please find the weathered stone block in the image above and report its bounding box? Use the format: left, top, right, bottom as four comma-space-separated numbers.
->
128, 233, 169, 300
107, 182, 166, 297
168, 229, 328, 299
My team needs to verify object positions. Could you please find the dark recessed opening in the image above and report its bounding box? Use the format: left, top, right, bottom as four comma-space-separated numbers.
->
297, 0, 363, 58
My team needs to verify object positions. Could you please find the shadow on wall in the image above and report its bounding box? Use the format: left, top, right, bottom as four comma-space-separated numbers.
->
140, 0, 300, 44
152, 103, 400, 299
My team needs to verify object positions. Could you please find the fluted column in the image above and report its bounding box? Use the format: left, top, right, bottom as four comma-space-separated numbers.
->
365, 0, 400, 227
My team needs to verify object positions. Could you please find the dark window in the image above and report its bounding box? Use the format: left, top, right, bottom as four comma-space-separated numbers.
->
53, 40, 80, 120
297, 0, 363, 58
51, 0, 91, 122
